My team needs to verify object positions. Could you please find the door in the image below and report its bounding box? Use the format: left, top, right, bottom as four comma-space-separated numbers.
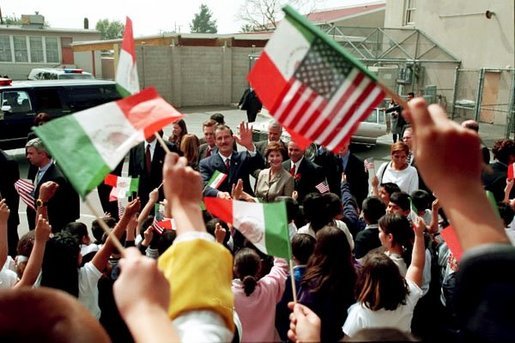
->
480, 71, 501, 123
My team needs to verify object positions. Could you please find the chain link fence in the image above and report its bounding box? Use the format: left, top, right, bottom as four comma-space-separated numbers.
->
453, 68, 515, 138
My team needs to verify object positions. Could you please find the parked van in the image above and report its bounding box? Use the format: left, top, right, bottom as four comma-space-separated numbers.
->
28, 68, 94, 80
0, 78, 121, 149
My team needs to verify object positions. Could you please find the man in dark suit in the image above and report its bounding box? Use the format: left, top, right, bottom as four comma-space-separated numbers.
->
200, 122, 264, 198
25, 138, 80, 233
0, 149, 20, 256
315, 141, 369, 208
128, 133, 180, 206
199, 119, 218, 160
283, 141, 324, 203
238, 88, 262, 123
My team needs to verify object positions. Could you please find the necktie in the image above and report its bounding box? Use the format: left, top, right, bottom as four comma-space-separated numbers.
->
290, 164, 296, 176
145, 144, 152, 174
225, 158, 231, 171
206, 147, 212, 157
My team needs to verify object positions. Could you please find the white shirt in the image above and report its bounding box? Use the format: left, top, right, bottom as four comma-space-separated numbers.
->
343, 279, 423, 337
78, 262, 103, 319
377, 162, 419, 194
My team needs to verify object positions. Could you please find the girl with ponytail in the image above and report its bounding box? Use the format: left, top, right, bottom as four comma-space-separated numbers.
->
378, 213, 415, 276
232, 247, 288, 342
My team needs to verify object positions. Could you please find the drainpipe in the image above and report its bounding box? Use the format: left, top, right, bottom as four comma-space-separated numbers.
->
474, 68, 485, 121
506, 70, 515, 138
451, 65, 460, 120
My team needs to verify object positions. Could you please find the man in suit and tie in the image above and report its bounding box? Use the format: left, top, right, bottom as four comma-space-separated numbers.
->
199, 119, 218, 160
25, 138, 80, 232
283, 141, 324, 203
200, 122, 264, 198
128, 132, 180, 206
315, 141, 369, 209
0, 149, 20, 256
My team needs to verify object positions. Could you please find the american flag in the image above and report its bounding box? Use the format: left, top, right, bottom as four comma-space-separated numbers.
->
270, 38, 384, 152
315, 180, 330, 194
14, 179, 35, 210
151, 217, 174, 235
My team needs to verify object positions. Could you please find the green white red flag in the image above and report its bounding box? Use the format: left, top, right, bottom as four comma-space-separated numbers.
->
248, 6, 385, 152
204, 197, 291, 258
116, 17, 140, 96
34, 87, 183, 198
207, 170, 227, 190
104, 174, 139, 200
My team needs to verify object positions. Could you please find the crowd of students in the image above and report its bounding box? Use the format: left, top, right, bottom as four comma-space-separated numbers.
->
0, 98, 514, 342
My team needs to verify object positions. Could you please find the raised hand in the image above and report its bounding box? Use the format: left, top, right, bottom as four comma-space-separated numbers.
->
287, 302, 321, 343
35, 214, 51, 243
39, 181, 59, 202
0, 199, 9, 223
214, 223, 226, 244
124, 198, 141, 218
234, 121, 254, 151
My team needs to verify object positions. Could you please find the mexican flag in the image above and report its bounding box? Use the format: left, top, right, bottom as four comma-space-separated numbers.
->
248, 6, 385, 152
204, 197, 291, 258
116, 17, 140, 96
207, 170, 227, 190
104, 174, 139, 200
34, 87, 183, 198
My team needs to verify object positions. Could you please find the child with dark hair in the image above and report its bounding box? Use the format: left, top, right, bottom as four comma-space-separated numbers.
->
232, 247, 288, 342
374, 182, 401, 205
64, 221, 99, 258
275, 233, 316, 340
91, 216, 117, 246
411, 189, 434, 225
354, 196, 387, 261
378, 214, 414, 276
343, 218, 425, 338
299, 226, 356, 342
40, 199, 140, 319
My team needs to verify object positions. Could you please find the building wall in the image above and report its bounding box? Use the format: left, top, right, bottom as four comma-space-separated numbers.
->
385, 0, 514, 69
126, 45, 263, 107
332, 10, 385, 28
0, 28, 101, 80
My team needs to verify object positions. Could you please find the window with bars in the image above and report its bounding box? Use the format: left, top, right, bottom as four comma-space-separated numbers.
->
13, 36, 28, 62
30, 36, 44, 63
404, 0, 416, 25
0, 35, 12, 62
45, 37, 59, 63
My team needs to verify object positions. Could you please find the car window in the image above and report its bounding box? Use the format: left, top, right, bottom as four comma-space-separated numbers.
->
364, 109, 378, 123
1, 90, 32, 113
33, 88, 65, 112
59, 74, 94, 80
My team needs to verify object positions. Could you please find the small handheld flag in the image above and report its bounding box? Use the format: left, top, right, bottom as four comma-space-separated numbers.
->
204, 197, 291, 259
14, 179, 35, 210
248, 6, 385, 152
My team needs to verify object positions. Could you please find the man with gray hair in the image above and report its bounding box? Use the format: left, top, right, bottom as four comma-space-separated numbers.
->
461, 119, 490, 165
25, 138, 79, 232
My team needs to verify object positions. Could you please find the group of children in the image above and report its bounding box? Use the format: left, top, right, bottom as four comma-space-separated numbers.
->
0, 98, 514, 342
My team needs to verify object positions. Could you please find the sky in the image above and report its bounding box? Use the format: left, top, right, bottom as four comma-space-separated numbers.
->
1, 0, 379, 37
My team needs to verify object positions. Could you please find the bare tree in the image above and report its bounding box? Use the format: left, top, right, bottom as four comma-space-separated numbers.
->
238, 0, 322, 32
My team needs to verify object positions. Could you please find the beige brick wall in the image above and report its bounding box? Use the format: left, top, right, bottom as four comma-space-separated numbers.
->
131, 45, 263, 107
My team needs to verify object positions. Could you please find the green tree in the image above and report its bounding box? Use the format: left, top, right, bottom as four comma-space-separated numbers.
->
3, 15, 22, 25
190, 4, 218, 33
95, 19, 125, 40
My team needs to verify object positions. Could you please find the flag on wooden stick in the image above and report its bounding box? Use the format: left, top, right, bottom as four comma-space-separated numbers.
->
33, 87, 183, 198
116, 17, 140, 96
248, 6, 385, 152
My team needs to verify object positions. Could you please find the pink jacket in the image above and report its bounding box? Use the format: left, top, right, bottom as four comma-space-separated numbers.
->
232, 258, 288, 342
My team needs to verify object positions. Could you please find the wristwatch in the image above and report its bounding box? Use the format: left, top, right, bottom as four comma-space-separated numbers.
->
36, 199, 48, 208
